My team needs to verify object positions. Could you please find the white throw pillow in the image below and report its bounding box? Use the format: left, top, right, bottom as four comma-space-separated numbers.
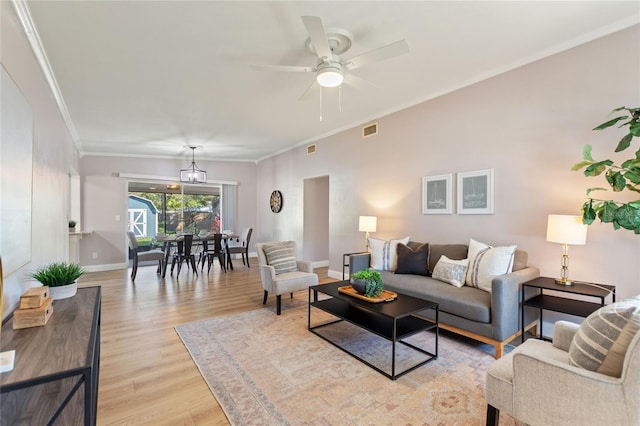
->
465, 238, 516, 292
368, 236, 410, 271
432, 255, 469, 288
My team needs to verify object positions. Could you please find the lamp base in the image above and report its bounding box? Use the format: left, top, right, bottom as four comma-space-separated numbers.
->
555, 278, 575, 286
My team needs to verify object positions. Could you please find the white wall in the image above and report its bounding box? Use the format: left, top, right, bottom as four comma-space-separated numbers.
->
303, 175, 329, 263
256, 25, 640, 302
1, 2, 80, 318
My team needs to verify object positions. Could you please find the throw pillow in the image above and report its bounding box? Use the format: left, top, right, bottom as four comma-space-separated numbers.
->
395, 243, 430, 276
428, 244, 468, 274
465, 238, 516, 292
431, 255, 469, 288
568, 296, 640, 378
263, 243, 297, 275
368, 236, 410, 271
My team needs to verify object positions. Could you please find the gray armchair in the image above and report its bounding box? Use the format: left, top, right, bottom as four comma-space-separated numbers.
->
256, 241, 318, 315
486, 320, 640, 425
127, 231, 164, 281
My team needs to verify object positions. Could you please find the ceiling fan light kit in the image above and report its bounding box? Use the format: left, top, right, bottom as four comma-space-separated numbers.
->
316, 64, 344, 87
180, 146, 207, 184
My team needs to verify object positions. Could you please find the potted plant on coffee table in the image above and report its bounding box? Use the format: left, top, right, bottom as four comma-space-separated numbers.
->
32, 262, 85, 300
350, 269, 384, 298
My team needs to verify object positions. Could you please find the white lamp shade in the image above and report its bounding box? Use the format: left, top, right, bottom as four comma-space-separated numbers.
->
546, 214, 588, 245
359, 216, 377, 233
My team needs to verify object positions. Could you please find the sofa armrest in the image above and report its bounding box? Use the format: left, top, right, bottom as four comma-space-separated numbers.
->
513, 341, 626, 425
259, 265, 276, 292
553, 320, 579, 352
490, 266, 540, 341
348, 253, 371, 276
296, 259, 314, 273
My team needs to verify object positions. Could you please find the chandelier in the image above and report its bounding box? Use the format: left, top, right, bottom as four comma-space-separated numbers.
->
180, 146, 207, 184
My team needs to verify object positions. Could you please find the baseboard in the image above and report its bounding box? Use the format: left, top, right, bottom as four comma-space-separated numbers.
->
328, 269, 344, 280
83, 262, 127, 273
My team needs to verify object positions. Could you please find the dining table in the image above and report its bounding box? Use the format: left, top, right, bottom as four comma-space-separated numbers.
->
155, 233, 238, 277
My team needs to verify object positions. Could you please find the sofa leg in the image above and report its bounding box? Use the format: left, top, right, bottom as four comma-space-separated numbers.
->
486, 404, 499, 426
494, 343, 504, 359
276, 295, 282, 315
263, 290, 268, 305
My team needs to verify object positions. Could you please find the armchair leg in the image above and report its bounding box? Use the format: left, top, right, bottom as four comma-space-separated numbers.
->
486, 405, 499, 426
263, 290, 268, 305
276, 295, 282, 315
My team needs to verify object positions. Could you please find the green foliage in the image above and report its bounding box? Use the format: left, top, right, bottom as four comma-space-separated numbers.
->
351, 269, 384, 298
573, 107, 640, 233
32, 262, 85, 287
68, 220, 77, 227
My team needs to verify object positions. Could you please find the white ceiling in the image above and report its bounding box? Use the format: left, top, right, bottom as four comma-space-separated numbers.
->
21, 1, 640, 162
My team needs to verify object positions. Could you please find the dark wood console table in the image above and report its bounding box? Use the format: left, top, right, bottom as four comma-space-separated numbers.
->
1, 286, 101, 425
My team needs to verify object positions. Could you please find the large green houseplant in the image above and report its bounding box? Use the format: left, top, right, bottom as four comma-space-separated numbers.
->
572, 107, 640, 233
32, 262, 85, 300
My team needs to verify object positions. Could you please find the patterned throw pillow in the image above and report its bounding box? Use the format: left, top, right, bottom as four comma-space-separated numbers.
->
368, 237, 410, 271
568, 296, 640, 377
263, 243, 297, 275
465, 238, 516, 292
431, 255, 469, 288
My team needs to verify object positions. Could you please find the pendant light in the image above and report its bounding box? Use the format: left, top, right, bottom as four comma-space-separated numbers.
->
180, 146, 207, 184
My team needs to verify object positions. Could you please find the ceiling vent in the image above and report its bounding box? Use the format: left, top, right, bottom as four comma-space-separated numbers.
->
362, 122, 378, 138
307, 144, 317, 155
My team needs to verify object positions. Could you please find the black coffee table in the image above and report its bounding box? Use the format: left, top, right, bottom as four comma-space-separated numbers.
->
308, 281, 438, 380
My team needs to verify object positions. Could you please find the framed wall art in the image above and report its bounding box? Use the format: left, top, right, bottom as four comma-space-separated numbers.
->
422, 174, 453, 214
457, 169, 494, 214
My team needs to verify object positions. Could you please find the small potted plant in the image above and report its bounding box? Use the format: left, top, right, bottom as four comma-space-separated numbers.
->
350, 269, 384, 298
68, 220, 77, 232
32, 262, 85, 300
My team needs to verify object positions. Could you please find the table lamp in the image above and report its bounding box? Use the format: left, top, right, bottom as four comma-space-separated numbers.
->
358, 216, 377, 251
546, 214, 588, 285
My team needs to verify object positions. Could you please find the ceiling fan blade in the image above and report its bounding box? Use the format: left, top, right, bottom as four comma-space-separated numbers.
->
298, 80, 319, 101
251, 64, 316, 73
301, 16, 333, 62
342, 73, 378, 91
344, 39, 409, 71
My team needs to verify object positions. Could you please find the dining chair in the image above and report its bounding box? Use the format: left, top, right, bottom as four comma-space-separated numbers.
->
171, 234, 198, 276
226, 227, 253, 269
127, 231, 164, 281
202, 233, 226, 274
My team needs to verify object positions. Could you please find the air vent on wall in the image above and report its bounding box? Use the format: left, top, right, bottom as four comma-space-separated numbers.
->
362, 122, 378, 138
307, 144, 316, 155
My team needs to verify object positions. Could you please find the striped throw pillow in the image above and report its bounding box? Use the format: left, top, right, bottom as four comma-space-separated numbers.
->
568, 295, 640, 377
263, 243, 297, 275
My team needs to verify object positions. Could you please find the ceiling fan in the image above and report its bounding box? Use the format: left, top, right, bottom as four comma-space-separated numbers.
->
253, 16, 409, 100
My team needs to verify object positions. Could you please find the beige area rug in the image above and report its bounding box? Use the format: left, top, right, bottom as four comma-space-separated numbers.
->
175, 298, 517, 425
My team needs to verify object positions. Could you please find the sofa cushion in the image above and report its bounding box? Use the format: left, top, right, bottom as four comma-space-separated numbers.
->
431, 255, 468, 287
428, 244, 468, 273
369, 236, 410, 271
380, 270, 491, 323
395, 243, 430, 276
513, 250, 528, 271
465, 239, 516, 292
568, 295, 640, 377
263, 242, 297, 275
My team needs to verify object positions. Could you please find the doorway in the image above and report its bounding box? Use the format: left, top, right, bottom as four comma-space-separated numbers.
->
303, 176, 329, 265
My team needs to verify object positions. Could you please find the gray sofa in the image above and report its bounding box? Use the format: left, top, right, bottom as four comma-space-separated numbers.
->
349, 242, 540, 358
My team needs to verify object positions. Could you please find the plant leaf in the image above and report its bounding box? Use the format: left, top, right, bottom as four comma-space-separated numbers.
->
606, 170, 626, 191
614, 204, 640, 230
621, 159, 640, 169
586, 187, 608, 195
593, 115, 628, 130
584, 160, 613, 177
615, 133, 633, 152
583, 144, 594, 161
628, 200, 640, 209
581, 200, 596, 225
572, 160, 594, 171
624, 170, 640, 185
598, 201, 618, 223
630, 121, 640, 137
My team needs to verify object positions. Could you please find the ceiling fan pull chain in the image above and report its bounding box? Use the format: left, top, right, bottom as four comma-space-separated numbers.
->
319, 87, 323, 122
339, 85, 342, 113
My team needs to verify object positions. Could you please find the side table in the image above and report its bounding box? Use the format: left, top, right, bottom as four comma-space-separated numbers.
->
521, 276, 615, 342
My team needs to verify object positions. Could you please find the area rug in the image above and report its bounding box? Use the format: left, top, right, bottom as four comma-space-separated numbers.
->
175, 298, 517, 425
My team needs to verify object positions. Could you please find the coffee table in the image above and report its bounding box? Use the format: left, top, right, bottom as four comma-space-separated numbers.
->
308, 281, 438, 380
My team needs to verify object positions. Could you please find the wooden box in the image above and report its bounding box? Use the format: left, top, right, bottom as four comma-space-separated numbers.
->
19, 286, 50, 309
13, 297, 53, 329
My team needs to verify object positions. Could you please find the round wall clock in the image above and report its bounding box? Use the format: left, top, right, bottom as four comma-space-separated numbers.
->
270, 190, 283, 213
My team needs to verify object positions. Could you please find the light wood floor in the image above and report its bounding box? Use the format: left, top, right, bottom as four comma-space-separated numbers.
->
79, 258, 336, 425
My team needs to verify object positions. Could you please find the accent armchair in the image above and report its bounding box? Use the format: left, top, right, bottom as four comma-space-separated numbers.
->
486, 320, 640, 426
127, 231, 165, 281
256, 241, 318, 315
